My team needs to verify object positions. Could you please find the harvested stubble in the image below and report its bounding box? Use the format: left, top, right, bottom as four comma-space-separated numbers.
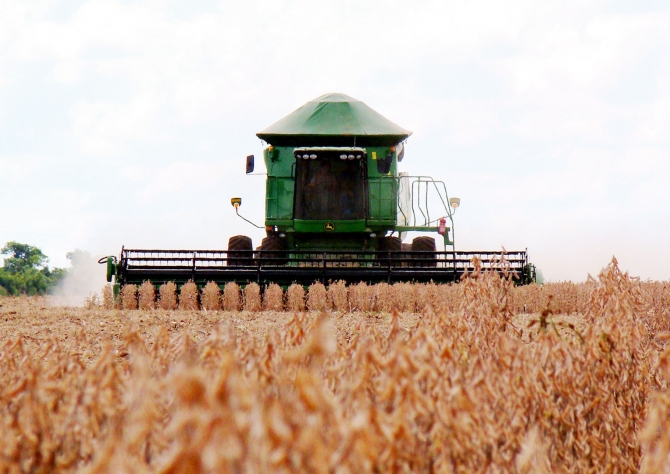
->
222, 282, 241, 311
263, 283, 284, 312
121, 284, 138, 310
327, 280, 348, 312
158, 281, 178, 310
286, 283, 305, 312
243, 282, 262, 312
179, 280, 199, 311
138, 280, 155, 310
307, 282, 327, 311
201, 281, 222, 311
4, 258, 670, 472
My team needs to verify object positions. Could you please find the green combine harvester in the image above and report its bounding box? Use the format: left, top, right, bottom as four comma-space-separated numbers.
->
102, 93, 541, 291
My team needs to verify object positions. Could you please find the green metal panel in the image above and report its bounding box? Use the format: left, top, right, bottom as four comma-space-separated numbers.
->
266, 176, 294, 221
366, 146, 397, 178
368, 176, 397, 223
365, 145, 398, 227
264, 146, 295, 176
264, 145, 297, 228
291, 232, 372, 252
293, 219, 366, 233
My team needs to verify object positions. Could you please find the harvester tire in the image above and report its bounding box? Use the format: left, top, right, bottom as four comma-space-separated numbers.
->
401, 243, 412, 268
260, 235, 287, 266
411, 236, 437, 267
227, 235, 253, 267
377, 236, 402, 267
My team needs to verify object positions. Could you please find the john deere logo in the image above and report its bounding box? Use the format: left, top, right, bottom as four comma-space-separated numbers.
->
324, 222, 335, 231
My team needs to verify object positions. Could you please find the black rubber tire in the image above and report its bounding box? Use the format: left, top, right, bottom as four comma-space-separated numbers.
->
377, 236, 402, 267
411, 236, 437, 267
227, 235, 253, 267
401, 243, 412, 268
259, 235, 287, 266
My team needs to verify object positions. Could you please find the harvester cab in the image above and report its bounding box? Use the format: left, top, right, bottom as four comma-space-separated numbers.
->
247, 93, 459, 254
104, 93, 541, 292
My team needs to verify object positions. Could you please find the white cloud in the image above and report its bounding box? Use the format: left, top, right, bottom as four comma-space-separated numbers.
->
0, 155, 39, 183
69, 94, 164, 155
45, 59, 83, 84
132, 160, 227, 202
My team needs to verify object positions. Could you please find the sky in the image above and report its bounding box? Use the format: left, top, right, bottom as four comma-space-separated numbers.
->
1, 0, 669, 282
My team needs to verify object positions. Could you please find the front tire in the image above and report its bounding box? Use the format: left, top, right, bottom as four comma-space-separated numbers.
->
259, 235, 287, 266
411, 236, 437, 267
377, 236, 402, 267
227, 235, 253, 267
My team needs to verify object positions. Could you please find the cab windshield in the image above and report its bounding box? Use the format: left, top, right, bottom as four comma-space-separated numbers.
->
294, 158, 366, 220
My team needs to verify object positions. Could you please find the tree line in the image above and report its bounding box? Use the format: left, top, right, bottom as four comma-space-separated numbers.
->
0, 241, 84, 296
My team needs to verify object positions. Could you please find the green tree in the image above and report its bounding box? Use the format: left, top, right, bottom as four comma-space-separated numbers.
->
0, 242, 67, 296
1, 242, 49, 273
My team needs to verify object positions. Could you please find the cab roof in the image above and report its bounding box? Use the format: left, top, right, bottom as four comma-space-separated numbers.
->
257, 93, 412, 147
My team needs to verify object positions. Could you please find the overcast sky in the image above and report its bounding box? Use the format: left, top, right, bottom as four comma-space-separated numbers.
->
1, 0, 669, 282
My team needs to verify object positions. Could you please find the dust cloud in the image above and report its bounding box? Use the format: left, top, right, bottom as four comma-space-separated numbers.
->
50, 250, 108, 306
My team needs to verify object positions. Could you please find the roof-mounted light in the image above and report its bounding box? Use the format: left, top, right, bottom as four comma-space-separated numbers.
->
294, 147, 367, 160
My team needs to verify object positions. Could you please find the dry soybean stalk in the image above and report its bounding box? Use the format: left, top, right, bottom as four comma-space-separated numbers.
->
158, 282, 178, 310
121, 284, 138, 310
307, 282, 327, 311
138, 281, 155, 310
201, 282, 222, 311
179, 281, 199, 311
243, 283, 262, 312
264, 283, 284, 312
222, 282, 241, 311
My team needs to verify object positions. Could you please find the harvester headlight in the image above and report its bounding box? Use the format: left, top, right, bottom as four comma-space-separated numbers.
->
340, 154, 347, 160
310, 154, 317, 159
347, 154, 355, 160
356, 154, 362, 159
303, 154, 309, 159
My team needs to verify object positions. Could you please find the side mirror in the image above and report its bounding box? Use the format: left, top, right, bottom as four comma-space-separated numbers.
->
377, 153, 392, 174
246, 155, 255, 174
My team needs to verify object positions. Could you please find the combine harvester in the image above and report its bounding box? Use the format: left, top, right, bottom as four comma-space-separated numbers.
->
102, 93, 542, 292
